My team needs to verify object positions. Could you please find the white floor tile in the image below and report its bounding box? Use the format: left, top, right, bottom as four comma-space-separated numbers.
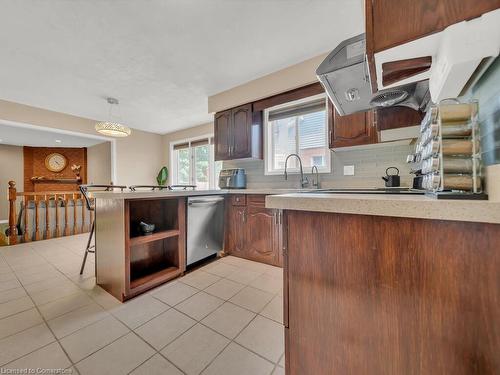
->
204, 278, 245, 300
229, 286, 274, 313
162, 323, 229, 375
38, 292, 94, 320
226, 268, 263, 285
151, 281, 198, 306
111, 294, 168, 329
260, 295, 283, 324
3, 342, 71, 371
249, 273, 283, 294
0, 308, 43, 340
76, 332, 155, 375
135, 308, 196, 350
59, 315, 129, 363
202, 302, 256, 339
201, 342, 274, 375
203, 262, 240, 278
180, 270, 221, 290
47, 302, 108, 339
175, 292, 224, 320
235, 315, 284, 363
0, 295, 34, 319
272, 365, 285, 375
130, 354, 183, 375
0, 287, 27, 304
0, 323, 55, 366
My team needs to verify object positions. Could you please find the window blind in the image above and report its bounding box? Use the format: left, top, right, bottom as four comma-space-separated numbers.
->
268, 98, 325, 122
173, 142, 189, 151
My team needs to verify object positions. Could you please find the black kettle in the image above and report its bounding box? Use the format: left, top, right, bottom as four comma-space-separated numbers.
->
382, 167, 400, 187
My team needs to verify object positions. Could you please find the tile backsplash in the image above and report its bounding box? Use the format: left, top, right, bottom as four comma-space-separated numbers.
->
223, 142, 413, 189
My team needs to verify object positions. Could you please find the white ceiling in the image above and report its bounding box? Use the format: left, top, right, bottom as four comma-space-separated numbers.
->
0, 123, 107, 148
0, 0, 364, 134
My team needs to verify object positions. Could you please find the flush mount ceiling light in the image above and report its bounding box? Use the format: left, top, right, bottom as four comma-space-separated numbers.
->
95, 97, 131, 137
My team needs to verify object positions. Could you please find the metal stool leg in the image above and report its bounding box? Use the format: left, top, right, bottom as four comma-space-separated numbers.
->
80, 221, 95, 275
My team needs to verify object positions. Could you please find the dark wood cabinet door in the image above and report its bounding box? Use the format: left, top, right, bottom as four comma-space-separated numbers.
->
329, 102, 377, 148
285, 211, 500, 375
365, 0, 500, 90
214, 110, 232, 161
231, 104, 253, 159
245, 206, 278, 265
226, 205, 246, 256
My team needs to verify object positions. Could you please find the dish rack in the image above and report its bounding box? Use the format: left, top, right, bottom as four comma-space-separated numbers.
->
408, 99, 485, 199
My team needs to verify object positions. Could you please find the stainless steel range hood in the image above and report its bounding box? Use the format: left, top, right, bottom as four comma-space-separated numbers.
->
316, 33, 429, 116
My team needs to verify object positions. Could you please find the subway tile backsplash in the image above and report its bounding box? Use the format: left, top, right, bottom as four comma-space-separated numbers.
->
223, 143, 413, 189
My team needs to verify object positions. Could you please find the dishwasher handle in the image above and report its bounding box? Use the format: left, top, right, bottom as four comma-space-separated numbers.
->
188, 197, 225, 206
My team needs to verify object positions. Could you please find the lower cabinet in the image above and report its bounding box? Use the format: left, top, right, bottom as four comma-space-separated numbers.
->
283, 210, 500, 375
224, 195, 282, 267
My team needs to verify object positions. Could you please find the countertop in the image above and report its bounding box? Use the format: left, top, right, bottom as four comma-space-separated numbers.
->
266, 193, 500, 224
90, 188, 311, 199
90, 188, 500, 224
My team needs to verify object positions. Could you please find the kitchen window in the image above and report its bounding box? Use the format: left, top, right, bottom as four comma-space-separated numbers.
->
170, 136, 222, 189
264, 94, 330, 174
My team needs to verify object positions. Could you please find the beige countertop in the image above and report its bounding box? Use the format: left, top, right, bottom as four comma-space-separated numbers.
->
265, 193, 500, 224
90, 188, 312, 199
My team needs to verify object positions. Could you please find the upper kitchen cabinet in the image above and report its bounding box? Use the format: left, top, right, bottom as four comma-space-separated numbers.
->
214, 103, 262, 161
328, 102, 377, 148
365, 0, 500, 92
328, 101, 423, 148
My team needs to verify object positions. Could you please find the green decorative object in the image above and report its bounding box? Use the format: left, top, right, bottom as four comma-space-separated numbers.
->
156, 166, 169, 186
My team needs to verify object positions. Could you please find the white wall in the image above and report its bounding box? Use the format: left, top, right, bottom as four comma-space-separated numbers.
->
87, 142, 112, 185
0, 99, 163, 186
0, 144, 23, 221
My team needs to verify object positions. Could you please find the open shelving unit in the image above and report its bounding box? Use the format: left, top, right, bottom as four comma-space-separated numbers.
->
124, 198, 186, 299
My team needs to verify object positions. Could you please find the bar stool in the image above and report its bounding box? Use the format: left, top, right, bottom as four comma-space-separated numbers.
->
79, 184, 126, 275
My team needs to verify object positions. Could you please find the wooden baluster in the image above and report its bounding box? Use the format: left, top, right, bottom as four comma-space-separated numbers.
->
34, 196, 41, 241
45, 194, 51, 239
55, 194, 61, 237
81, 194, 86, 233
23, 196, 30, 242
8, 181, 17, 245
64, 194, 70, 236
72, 193, 77, 235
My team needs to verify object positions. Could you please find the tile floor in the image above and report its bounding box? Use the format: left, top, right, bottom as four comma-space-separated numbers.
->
0, 234, 285, 375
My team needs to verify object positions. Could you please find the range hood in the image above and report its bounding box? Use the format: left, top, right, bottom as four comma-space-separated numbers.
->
316, 33, 429, 116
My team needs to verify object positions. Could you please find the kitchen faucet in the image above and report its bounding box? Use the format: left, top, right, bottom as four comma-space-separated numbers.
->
311, 165, 320, 188
284, 153, 309, 188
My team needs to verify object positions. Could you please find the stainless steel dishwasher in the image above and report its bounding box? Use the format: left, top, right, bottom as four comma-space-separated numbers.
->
187, 196, 225, 267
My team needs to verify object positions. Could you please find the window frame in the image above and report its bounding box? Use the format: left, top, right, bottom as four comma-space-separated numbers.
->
169, 134, 220, 189
263, 93, 331, 175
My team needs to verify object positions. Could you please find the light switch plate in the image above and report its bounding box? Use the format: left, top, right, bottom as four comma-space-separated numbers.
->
343, 165, 355, 176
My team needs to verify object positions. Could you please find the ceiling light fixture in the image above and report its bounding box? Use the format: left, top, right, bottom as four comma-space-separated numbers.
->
55, 139, 62, 143
95, 97, 131, 137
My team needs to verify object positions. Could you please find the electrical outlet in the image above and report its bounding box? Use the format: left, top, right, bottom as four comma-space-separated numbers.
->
343, 165, 355, 176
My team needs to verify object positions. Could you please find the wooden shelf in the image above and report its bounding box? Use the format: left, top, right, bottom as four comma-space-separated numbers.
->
31, 177, 82, 184
130, 229, 179, 246
130, 266, 180, 290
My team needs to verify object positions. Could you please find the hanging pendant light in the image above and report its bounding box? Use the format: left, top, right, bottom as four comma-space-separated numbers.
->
95, 97, 131, 137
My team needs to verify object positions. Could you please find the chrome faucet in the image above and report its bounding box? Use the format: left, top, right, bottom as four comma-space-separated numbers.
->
284, 153, 309, 188
311, 165, 320, 188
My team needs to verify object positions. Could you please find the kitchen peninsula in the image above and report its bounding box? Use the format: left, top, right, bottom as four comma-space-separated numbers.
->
266, 192, 500, 375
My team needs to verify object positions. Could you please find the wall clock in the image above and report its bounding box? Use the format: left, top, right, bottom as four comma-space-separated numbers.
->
45, 153, 67, 172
